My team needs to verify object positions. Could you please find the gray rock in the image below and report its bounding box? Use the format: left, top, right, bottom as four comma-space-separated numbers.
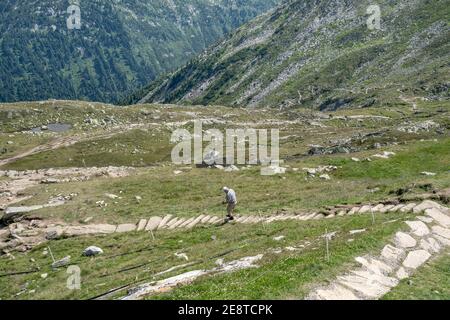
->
394, 232, 417, 248
380, 205, 395, 213
83, 246, 104, 257
402, 250, 431, 269
413, 200, 448, 214
338, 274, 391, 299
116, 224, 137, 233
425, 208, 450, 228
405, 221, 430, 237
396, 267, 409, 280
381, 245, 405, 263
432, 225, 450, 239
417, 216, 434, 224
400, 203, 417, 213
137, 219, 147, 231
420, 238, 441, 253
157, 215, 174, 230
355, 257, 393, 275
52, 256, 71, 269
358, 205, 372, 214
309, 284, 359, 300
145, 217, 162, 231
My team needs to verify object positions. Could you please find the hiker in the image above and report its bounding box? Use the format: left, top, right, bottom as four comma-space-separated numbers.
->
223, 187, 237, 221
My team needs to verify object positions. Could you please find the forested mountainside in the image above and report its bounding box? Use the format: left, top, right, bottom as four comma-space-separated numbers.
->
0, 0, 279, 103
130, 0, 449, 110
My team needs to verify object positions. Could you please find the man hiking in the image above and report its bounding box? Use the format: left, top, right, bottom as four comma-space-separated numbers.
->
222, 187, 237, 222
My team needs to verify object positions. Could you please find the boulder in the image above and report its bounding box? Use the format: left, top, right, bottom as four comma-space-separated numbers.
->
83, 246, 104, 257
52, 256, 71, 269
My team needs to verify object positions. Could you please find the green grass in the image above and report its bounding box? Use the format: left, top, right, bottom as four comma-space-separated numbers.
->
0, 212, 412, 300
1, 100, 449, 300
383, 251, 450, 300
13, 137, 448, 225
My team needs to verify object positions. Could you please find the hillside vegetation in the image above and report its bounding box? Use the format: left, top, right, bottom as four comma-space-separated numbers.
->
0, 0, 278, 103
131, 0, 449, 110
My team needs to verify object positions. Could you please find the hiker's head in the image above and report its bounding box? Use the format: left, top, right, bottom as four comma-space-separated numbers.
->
223, 187, 229, 193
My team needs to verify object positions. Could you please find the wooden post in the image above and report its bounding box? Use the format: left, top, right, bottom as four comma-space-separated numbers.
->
47, 246, 56, 263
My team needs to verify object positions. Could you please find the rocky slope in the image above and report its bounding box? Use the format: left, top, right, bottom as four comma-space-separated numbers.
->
131, 0, 450, 110
0, 0, 278, 103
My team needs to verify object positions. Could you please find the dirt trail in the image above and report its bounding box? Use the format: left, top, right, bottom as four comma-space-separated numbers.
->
0, 123, 151, 168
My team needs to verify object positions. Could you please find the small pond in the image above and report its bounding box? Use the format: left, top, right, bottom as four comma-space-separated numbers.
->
31, 123, 72, 133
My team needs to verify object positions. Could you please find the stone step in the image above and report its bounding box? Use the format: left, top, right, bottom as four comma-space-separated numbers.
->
186, 215, 205, 229
157, 215, 174, 230
201, 215, 212, 223
165, 217, 180, 229
169, 218, 186, 229
137, 219, 147, 232
179, 217, 195, 228
145, 217, 162, 231
116, 224, 137, 233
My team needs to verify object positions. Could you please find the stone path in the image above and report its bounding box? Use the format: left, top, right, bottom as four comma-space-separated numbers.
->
2, 200, 449, 255
122, 255, 264, 300
0, 167, 132, 209
307, 200, 450, 300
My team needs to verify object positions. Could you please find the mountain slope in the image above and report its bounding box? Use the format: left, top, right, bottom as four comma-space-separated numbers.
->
0, 0, 279, 103
131, 0, 450, 110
